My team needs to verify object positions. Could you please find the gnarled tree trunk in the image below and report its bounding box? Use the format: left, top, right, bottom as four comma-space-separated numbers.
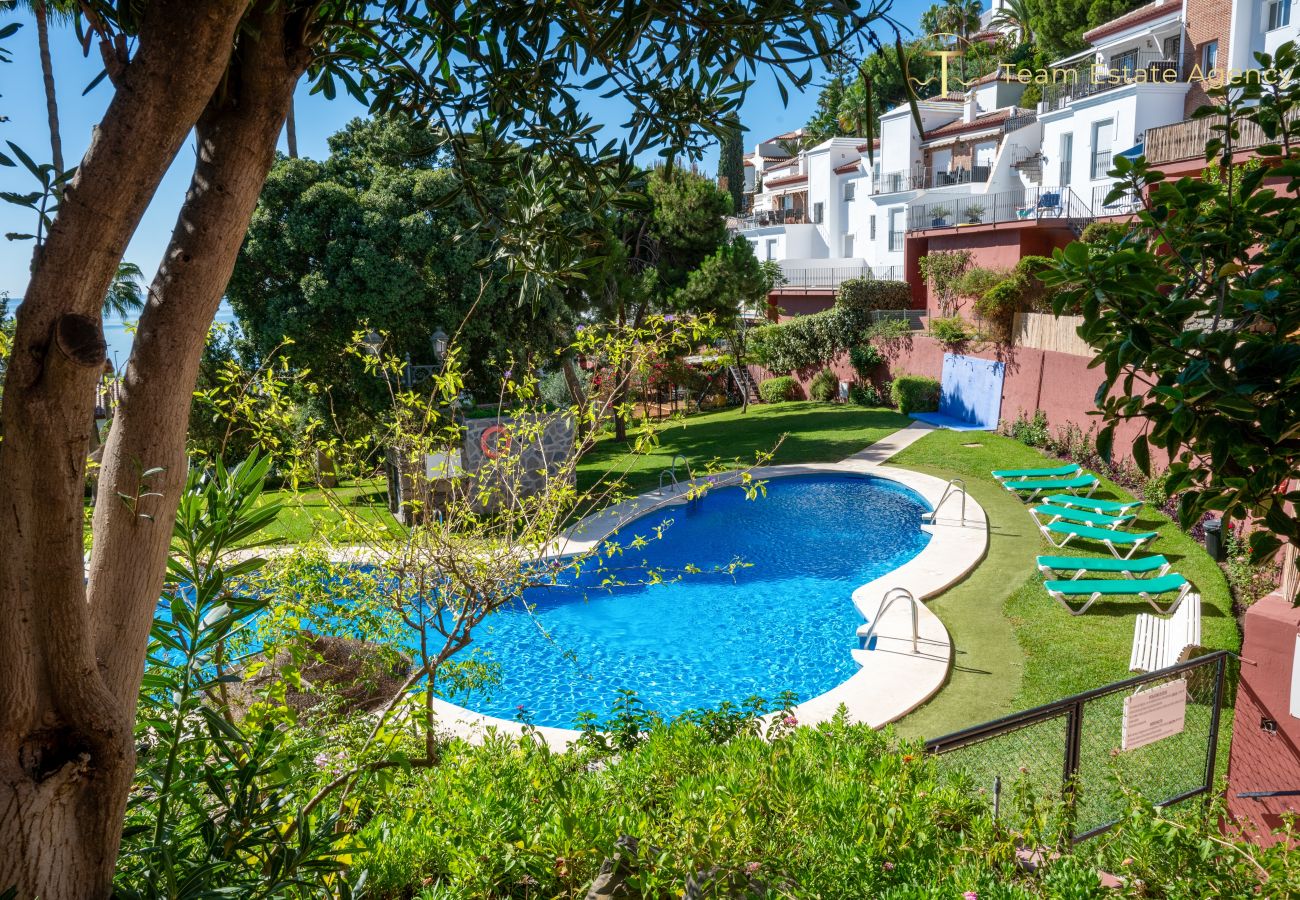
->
0, 3, 308, 896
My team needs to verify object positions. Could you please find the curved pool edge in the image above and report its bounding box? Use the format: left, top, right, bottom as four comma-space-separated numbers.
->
427, 435, 989, 749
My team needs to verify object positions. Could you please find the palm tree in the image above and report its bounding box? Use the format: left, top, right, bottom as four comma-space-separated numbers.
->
939, 0, 983, 82
103, 262, 145, 319
20, 1, 73, 173
990, 0, 1034, 45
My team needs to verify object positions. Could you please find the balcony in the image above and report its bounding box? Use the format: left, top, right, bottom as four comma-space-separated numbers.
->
1091, 182, 1141, 216
777, 265, 903, 290
1144, 111, 1300, 165
1041, 54, 1184, 109
873, 169, 929, 195
907, 186, 1093, 232
732, 208, 809, 230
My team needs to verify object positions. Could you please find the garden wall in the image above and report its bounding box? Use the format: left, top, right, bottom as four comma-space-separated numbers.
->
750, 333, 1164, 467
1225, 593, 1300, 847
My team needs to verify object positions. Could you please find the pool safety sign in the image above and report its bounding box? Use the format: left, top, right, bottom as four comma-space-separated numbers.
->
1121, 679, 1187, 752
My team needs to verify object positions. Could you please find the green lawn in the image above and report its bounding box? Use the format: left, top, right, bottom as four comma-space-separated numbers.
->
888, 429, 1238, 739
255, 479, 400, 544
576, 402, 913, 496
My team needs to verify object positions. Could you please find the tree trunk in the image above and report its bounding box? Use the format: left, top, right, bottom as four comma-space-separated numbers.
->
0, 4, 272, 897
34, 1, 63, 174
285, 93, 299, 158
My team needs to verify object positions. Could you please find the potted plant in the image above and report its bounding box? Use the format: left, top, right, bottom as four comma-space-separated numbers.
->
930, 205, 952, 227
965, 203, 986, 224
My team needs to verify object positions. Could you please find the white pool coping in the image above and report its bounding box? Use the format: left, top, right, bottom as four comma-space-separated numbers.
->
429, 422, 990, 748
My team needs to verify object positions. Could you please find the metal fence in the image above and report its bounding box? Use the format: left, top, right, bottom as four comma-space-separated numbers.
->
776, 265, 902, 290
926, 651, 1232, 842
906, 186, 1093, 232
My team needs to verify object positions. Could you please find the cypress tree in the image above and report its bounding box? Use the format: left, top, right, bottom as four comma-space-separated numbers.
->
717, 117, 746, 213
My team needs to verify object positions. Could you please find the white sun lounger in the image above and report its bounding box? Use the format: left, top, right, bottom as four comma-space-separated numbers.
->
1130, 594, 1202, 672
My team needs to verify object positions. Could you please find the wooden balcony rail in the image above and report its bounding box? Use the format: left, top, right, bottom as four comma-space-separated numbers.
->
1144, 114, 1293, 165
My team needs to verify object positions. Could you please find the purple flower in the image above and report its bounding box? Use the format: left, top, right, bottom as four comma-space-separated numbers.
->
744, 862, 760, 875
883, 861, 895, 871
664, 314, 676, 322
964, 892, 979, 900
504, 369, 513, 379
314, 752, 331, 768
782, 714, 798, 727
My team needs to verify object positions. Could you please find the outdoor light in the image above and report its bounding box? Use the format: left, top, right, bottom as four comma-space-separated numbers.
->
363, 330, 384, 356
431, 326, 449, 363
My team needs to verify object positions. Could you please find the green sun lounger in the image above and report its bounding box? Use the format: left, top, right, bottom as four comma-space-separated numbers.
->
1044, 494, 1142, 516
1002, 473, 1099, 501
1036, 554, 1171, 581
992, 463, 1081, 482
1044, 572, 1192, 616
1031, 503, 1135, 529
1040, 520, 1158, 558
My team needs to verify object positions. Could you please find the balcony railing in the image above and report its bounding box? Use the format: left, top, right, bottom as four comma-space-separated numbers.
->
1042, 54, 1184, 109
906, 186, 1093, 232
1091, 183, 1141, 217
873, 169, 929, 195
776, 265, 903, 290
732, 208, 809, 230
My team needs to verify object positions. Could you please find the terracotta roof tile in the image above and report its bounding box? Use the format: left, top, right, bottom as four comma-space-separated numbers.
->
764, 173, 808, 188
1082, 1, 1178, 43
833, 161, 861, 174
854, 138, 881, 152
923, 108, 1011, 140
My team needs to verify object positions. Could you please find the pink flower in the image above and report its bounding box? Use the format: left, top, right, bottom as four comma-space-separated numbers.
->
964, 892, 979, 900
782, 714, 798, 727
744, 862, 760, 875
883, 861, 895, 871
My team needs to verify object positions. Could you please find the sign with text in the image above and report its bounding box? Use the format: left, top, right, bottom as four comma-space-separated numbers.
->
1122, 679, 1188, 752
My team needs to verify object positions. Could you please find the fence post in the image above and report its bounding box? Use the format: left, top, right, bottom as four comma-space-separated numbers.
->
1062, 699, 1085, 834
1203, 653, 1227, 803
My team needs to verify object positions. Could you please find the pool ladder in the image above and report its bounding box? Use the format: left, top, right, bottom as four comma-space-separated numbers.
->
657, 454, 692, 493
922, 478, 967, 526
859, 587, 921, 654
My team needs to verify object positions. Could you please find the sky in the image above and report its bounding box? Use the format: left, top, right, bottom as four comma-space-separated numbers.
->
0, 1, 936, 307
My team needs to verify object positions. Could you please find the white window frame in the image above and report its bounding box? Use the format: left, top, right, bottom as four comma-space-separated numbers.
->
812, 201, 824, 224
1202, 40, 1218, 71
869, 215, 876, 240
843, 181, 856, 201
1268, 0, 1291, 30
1090, 118, 1114, 180
1059, 132, 1074, 187
843, 234, 855, 257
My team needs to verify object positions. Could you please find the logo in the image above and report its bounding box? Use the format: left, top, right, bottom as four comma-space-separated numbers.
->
908, 33, 981, 97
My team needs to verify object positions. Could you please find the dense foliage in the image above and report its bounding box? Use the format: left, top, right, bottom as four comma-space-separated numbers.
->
758, 375, 800, 403
749, 281, 907, 375
918, 250, 972, 319
716, 117, 746, 214
836, 277, 911, 314
1043, 41, 1300, 577
809, 367, 840, 401
890, 375, 941, 415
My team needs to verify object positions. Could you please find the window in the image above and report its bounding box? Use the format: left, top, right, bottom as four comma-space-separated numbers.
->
812, 202, 824, 224
843, 234, 855, 257
1163, 35, 1181, 62
1090, 118, 1113, 180
765, 239, 777, 260
869, 215, 877, 240
1059, 132, 1074, 187
887, 208, 903, 252
1268, 0, 1291, 30
843, 181, 856, 201
1202, 40, 1218, 71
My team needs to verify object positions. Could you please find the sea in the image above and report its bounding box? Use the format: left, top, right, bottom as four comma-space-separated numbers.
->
103, 299, 238, 373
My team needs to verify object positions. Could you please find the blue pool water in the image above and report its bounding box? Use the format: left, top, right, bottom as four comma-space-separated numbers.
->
456, 474, 931, 727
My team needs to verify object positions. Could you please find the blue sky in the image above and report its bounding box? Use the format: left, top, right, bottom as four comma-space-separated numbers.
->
0, 2, 935, 299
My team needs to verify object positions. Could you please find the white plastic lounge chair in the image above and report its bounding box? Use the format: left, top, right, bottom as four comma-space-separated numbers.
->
1003, 473, 1099, 502
992, 463, 1081, 483
1039, 521, 1158, 558
1044, 572, 1191, 616
1131, 594, 1202, 672
1043, 494, 1142, 516
1030, 503, 1135, 530
1036, 554, 1171, 581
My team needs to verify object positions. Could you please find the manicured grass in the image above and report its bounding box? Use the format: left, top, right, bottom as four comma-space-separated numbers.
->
576, 402, 913, 496
255, 479, 400, 544
889, 430, 1238, 739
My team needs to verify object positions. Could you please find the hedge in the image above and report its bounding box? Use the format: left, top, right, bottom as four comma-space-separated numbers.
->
758, 376, 799, 403
809, 368, 839, 401
890, 375, 941, 414
748, 280, 908, 375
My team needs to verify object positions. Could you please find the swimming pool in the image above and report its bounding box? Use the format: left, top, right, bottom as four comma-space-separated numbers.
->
454, 473, 932, 728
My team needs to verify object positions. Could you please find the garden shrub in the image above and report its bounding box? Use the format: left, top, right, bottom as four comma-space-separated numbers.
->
1002, 409, 1049, 447
918, 250, 972, 316
809, 367, 839, 402
890, 375, 940, 414
748, 307, 861, 374
848, 381, 883, 407
953, 266, 1008, 300
848, 343, 883, 379
836, 278, 910, 314
758, 375, 799, 403
927, 315, 970, 347
1079, 221, 1128, 246
539, 367, 591, 408
975, 277, 1026, 342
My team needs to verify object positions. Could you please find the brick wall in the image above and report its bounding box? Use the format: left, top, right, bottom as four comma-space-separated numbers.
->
1182, 0, 1234, 117
906, 225, 1078, 315
1225, 594, 1300, 847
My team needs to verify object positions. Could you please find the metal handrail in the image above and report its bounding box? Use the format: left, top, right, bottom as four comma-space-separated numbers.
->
860, 587, 921, 654
923, 478, 967, 526
658, 454, 692, 493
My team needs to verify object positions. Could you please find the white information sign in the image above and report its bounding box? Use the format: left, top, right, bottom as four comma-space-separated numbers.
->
1121, 679, 1187, 752
1290, 635, 1300, 720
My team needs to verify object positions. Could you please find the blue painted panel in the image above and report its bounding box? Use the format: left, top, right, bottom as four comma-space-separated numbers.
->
913, 353, 1004, 430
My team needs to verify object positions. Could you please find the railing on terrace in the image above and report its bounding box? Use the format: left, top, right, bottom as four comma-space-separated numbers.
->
930, 165, 991, 187
1042, 54, 1184, 110
873, 168, 930, 194
732, 208, 808, 230
776, 265, 902, 289
906, 186, 1093, 231
1145, 110, 1300, 164
1091, 182, 1141, 217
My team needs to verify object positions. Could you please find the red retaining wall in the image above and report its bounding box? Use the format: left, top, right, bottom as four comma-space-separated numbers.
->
1225, 594, 1300, 847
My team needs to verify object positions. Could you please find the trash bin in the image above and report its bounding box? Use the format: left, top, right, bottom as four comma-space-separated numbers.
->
1203, 517, 1225, 562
